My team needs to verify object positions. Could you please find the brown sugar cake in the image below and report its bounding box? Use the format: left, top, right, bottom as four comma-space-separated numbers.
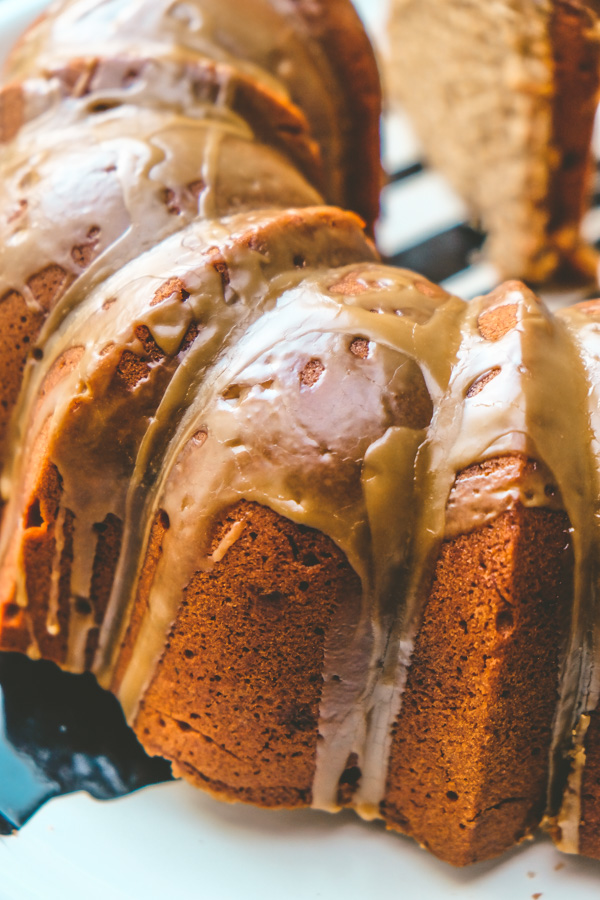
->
387, 0, 600, 285
2, 0, 600, 871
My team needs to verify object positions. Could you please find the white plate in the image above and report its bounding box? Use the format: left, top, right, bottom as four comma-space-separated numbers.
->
1, 2, 600, 898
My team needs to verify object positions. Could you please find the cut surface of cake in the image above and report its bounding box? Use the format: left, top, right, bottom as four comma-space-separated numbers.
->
2, 0, 600, 871
387, 0, 600, 286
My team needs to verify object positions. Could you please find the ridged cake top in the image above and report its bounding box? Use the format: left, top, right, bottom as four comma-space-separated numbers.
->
4, 0, 380, 225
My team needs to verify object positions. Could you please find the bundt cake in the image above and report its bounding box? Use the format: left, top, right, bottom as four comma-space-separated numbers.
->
0, 0, 599, 870
387, 0, 600, 286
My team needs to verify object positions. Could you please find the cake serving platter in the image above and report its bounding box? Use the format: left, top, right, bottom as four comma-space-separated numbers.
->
2, 0, 600, 897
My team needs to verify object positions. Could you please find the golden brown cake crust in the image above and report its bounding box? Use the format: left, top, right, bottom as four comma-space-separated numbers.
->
381, 457, 573, 866
285, 0, 382, 230
0, 82, 23, 142
133, 500, 362, 808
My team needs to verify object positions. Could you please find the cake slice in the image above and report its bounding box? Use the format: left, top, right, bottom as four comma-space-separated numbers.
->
387, 0, 600, 284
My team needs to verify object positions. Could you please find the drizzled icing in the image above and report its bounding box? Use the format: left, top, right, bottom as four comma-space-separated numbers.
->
3, 0, 370, 216
0, 72, 321, 312
0, 0, 368, 686
2, 0, 600, 849
313, 282, 595, 816
0, 28, 324, 473
0, 207, 376, 651
94, 273, 600, 821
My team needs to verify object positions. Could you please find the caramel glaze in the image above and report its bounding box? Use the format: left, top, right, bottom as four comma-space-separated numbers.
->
2, 0, 381, 230
0, 55, 325, 459
0, 0, 600, 867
